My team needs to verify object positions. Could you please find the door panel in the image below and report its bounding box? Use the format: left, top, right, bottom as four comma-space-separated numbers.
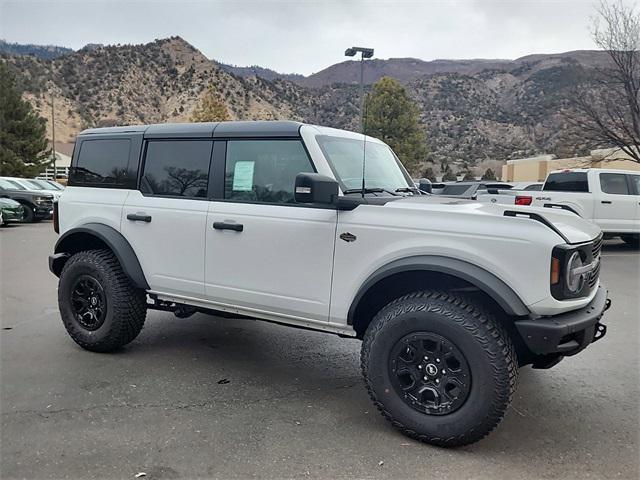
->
122, 191, 208, 296
205, 202, 337, 321
120, 139, 214, 297
594, 173, 637, 232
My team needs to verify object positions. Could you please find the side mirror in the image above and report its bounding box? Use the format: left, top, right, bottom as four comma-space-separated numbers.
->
294, 173, 339, 205
418, 178, 432, 194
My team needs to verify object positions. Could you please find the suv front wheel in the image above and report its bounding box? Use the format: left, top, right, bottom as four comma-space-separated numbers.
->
58, 249, 147, 352
361, 291, 518, 447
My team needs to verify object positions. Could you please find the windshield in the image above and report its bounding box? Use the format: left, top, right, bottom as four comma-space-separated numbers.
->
0, 179, 26, 190
25, 179, 57, 190
316, 135, 412, 192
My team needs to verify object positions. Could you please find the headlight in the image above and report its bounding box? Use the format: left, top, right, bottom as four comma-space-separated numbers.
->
551, 240, 599, 300
566, 251, 587, 293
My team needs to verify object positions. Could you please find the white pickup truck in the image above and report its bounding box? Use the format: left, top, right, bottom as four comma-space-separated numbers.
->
531, 169, 640, 247
479, 169, 640, 247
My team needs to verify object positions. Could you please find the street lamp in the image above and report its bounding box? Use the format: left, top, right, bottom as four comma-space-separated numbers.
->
345, 46, 374, 133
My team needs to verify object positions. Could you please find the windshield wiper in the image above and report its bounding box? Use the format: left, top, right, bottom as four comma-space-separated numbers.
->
343, 187, 400, 196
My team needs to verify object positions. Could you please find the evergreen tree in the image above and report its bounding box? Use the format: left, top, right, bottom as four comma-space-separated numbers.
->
190, 86, 231, 122
422, 166, 436, 182
364, 77, 428, 175
463, 171, 476, 181
441, 165, 457, 181
0, 63, 49, 176
481, 168, 497, 180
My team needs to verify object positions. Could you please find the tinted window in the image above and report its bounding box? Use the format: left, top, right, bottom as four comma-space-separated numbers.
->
441, 184, 473, 196
630, 175, 640, 195
600, 173, 629, 195
141, 140, 212, 198
0, 179, 25, 190
524, 184, 543, 191
71, 139, 131, 186
543, 172, 589, 192
225, 140, 313, 204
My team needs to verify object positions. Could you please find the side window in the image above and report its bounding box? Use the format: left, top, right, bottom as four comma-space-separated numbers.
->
629, 175, 640, 195
600, 173, 629, 195
71, 139, 131, 186
140, 140, 212, 198
543, 172, 589, 192
224, 140, 314, 204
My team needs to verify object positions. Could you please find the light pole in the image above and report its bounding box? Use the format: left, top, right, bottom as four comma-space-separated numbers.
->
344, 46, 374, 134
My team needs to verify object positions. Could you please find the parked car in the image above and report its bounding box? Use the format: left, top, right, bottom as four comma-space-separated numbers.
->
0, 178, 54, 222
511, 181, 543, 191
49, 121, 610, 447
532, 169, 640, 247
0, 196, 24, 225
438, 181, 514, 199
2, 177, 62, 200
25, 178, 65, 193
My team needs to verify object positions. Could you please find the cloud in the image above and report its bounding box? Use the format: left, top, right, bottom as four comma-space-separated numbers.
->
0, 0, 598, 74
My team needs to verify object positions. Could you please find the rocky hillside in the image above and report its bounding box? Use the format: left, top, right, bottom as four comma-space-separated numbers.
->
1, 37, 611, 173
0, 39, 73, 60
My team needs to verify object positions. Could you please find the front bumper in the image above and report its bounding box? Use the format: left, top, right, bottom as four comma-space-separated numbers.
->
515, 285, 610, 357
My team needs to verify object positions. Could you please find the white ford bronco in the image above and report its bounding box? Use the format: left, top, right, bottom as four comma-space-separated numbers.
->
49, 121, 611, 446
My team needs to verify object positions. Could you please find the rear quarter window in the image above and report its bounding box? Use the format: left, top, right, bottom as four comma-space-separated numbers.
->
543, 172, 589, 192
70, 138, 132, 187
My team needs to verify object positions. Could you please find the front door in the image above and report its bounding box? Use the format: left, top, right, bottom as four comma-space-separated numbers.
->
205, 139, 337, 323
121, 139, 213, 297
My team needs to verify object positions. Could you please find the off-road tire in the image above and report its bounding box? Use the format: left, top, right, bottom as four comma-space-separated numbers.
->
58, 249, 147, 352
361, 291, 518, 447
621, 234, 639, 249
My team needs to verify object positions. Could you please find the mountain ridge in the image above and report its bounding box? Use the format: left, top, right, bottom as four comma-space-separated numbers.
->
1, 36, 609, 173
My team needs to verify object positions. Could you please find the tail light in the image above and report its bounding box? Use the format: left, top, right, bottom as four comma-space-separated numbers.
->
53, 201, 59, 234
515, 195, 532, 206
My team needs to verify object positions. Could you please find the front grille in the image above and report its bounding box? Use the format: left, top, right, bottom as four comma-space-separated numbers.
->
588, 234, 603, 288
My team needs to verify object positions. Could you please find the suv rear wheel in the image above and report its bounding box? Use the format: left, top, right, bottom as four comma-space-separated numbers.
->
361, 291, 518, 447
58, 249, 147, 352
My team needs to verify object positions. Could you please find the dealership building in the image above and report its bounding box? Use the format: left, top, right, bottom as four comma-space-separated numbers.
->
501, 148, 640, 182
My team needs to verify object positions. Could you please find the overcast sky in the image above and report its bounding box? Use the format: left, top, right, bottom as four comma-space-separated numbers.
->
0, 0, 611, 75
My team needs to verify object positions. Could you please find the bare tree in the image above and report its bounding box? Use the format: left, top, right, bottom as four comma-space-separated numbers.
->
569, 0, 640, 162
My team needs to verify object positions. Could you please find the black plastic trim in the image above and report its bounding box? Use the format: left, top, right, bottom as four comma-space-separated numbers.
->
542, 203, 581, 216
52, 223, 149, 289
347, 255, 530, 325
503, 210, 570, 243
515, 286, 609, 356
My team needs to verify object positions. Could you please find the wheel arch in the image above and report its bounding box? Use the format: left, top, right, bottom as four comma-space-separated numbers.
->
348, 256, 530, 338
52, 223, 149, 289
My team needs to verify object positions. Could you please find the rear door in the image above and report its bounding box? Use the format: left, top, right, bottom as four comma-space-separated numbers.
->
204, 139, 337, 323
121, 139, 213, 297
594, 172, 637, 232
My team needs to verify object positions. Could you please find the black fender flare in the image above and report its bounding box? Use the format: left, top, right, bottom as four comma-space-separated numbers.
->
52, 223, 149, 289
347, 255, 530, 325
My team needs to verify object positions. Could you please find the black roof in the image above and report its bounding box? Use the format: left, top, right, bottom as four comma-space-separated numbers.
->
79, 121, 304, 138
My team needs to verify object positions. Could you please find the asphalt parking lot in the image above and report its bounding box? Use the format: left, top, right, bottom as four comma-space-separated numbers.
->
1, 222, 638, 480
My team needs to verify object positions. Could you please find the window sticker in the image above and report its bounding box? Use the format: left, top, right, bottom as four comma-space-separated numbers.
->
232, 161, 255, 191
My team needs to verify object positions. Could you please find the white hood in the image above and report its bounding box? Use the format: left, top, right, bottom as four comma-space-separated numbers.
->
386, 196, 601, 244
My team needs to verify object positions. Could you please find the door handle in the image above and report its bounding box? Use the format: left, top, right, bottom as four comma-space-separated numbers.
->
213, 221, 243, 232
127, 213, 152, 223
601, 201, 612, 204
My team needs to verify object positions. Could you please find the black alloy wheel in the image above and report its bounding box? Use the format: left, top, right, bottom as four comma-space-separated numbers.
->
70, 275, 107, 331
389, 332, 471, 415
